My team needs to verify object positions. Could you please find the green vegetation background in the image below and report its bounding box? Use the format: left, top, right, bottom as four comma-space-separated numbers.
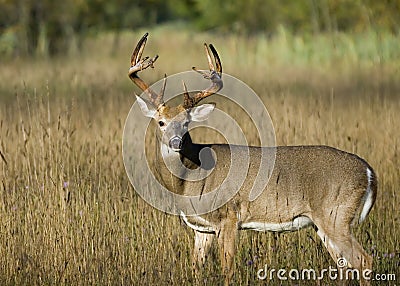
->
1, 0, 399, 57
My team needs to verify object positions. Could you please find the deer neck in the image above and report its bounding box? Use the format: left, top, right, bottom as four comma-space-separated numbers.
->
156, 132, 215, 195
180, 133, 204, 166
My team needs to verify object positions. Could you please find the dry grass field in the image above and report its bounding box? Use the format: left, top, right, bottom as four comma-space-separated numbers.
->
0, 26, 399, 285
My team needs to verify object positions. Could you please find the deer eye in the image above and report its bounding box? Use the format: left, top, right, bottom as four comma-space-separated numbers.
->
158, 121, 165, 127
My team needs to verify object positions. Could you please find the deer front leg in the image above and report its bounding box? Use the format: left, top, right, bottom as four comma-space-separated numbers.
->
192, 231, 214, 281
216, 219, 238, 286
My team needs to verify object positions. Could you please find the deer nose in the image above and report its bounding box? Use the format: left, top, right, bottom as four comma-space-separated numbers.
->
169, 136, 182, 151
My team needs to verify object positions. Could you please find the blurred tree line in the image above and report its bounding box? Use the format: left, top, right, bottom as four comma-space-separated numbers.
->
0, 0, 399, 57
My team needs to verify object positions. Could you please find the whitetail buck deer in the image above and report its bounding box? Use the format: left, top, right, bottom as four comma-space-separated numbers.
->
128, 33, 377, 285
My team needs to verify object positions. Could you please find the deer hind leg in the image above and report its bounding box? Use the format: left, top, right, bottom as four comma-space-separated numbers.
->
216, 220, 238, 286
315, 224, 372, 285
192, 231, 214, 280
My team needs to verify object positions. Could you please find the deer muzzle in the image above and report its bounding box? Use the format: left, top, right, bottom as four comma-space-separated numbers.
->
169, 136, 182, 151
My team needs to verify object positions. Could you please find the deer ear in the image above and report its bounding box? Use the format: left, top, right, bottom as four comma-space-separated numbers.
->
136, 96, 157, 118
190, 103, 215, 122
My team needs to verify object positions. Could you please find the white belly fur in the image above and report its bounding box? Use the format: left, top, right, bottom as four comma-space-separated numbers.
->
181, 212, 313, 233
240, 216, 313, 232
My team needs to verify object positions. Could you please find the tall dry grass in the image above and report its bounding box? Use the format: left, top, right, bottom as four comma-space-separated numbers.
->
0, 26, 399, 285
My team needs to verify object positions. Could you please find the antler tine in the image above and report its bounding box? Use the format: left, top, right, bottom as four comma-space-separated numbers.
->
204, 43, 215, 71
160, 74, 167, 98
128, 33, 164, 107
184, 44, 223, 109
130, 32, 147, 66
209, 44, 222, 75
182, 80, 194, 108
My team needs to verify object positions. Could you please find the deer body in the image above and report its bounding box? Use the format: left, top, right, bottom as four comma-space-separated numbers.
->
159, 140, 375, 231
129, 33, 377, 285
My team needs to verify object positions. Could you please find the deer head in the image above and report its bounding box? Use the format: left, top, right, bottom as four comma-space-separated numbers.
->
129, 33, 223, 151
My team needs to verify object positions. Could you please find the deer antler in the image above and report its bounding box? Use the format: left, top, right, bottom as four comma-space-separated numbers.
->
183, 44, 223, 109
128, 33, 164, 107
